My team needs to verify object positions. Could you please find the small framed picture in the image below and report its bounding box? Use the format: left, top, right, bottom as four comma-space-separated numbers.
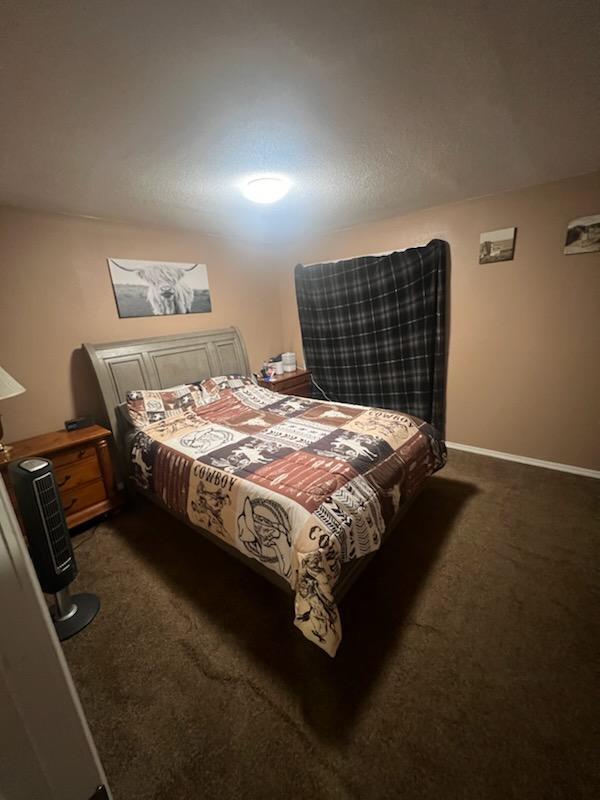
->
479, 227, 516, 264
564, 215, 600, 255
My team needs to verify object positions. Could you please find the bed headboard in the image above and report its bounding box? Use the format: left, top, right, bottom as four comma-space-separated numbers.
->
83, 327, 250, 450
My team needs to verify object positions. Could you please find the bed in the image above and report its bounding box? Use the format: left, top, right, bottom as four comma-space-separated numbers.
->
84, 327, 446, 655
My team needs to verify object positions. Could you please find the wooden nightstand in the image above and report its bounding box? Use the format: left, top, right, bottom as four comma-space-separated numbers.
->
258, 368, 313, 397
0, 425, 123, 529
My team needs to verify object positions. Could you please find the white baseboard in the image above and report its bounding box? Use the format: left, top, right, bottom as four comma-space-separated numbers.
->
445, 441, 600, 479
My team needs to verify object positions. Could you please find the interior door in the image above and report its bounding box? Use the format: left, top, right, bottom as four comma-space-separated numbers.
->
0, 475, 111, 800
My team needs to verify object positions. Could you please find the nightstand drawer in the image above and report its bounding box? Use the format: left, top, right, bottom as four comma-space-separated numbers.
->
280, 380, 312, 397
51, 445, 97, 469
60, 479, 107, 517
55, 457, 100, 493
258, 369, 312, 397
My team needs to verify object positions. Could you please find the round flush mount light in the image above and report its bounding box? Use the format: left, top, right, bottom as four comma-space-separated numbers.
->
241, 175, 291, 204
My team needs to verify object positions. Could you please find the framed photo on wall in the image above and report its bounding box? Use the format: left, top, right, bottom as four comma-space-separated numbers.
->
564, 215, 600, 254
107, 259, 212, 318
479, 227, 517, 264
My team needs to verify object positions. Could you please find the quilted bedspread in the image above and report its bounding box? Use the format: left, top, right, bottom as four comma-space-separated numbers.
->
130, 382, 446, 655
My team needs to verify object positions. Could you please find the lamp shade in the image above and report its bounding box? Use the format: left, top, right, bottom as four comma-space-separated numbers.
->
0, 366, 25, 400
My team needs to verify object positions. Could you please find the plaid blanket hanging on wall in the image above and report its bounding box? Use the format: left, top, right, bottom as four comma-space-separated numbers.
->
295, 239, 448, 435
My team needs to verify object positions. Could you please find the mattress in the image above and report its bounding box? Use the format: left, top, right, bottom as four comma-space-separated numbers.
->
129, 383, 446, 655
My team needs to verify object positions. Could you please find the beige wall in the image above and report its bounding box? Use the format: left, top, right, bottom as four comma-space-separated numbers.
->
1, 171, 599, 469
278, 172, 600, 470
0, 207, 281, 441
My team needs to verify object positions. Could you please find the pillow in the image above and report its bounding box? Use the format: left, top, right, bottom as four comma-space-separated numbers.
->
126, 383, 204, 428
198, 374, 255, 403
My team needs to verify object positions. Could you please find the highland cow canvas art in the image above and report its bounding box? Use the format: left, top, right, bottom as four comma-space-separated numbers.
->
107, 258, 212, 318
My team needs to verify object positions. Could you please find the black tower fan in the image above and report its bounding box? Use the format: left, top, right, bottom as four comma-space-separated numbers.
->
9, 457, 100, 640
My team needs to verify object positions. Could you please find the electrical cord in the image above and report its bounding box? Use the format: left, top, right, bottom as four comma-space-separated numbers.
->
310, 374, 333, 402
73, 522, 100, 550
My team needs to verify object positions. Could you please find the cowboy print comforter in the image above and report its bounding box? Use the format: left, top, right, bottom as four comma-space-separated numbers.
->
129, 377, 446, 656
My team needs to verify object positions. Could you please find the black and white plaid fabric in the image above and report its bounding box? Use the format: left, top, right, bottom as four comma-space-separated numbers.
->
295, 239, 447, 435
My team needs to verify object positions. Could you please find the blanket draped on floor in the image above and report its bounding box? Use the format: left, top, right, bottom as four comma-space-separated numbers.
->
295, 239, 448, 435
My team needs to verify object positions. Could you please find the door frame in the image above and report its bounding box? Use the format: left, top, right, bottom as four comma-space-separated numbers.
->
0, 475, 111, 800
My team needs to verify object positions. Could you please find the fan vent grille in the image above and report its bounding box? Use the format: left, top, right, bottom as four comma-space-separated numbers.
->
33, 473, 72, 572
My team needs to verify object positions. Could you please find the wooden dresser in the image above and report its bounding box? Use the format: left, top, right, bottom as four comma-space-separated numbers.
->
258, 368, 312, 397
1, 425, 123, 529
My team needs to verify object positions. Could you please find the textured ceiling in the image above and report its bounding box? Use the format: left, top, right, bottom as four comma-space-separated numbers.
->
1, 1, 599, 243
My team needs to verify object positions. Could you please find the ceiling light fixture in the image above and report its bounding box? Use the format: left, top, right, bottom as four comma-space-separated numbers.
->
241, 175, 291, 204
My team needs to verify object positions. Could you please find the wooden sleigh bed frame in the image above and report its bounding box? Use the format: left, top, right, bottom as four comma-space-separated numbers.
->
84, 327, 419, 603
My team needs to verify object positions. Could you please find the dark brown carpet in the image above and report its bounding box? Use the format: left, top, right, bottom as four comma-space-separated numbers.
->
63, 451, 599, 800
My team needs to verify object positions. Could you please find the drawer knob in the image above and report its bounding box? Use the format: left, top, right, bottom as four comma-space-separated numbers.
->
57, 474, 71, 488
63, 497, 77, 512
78, 448, 87, 458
